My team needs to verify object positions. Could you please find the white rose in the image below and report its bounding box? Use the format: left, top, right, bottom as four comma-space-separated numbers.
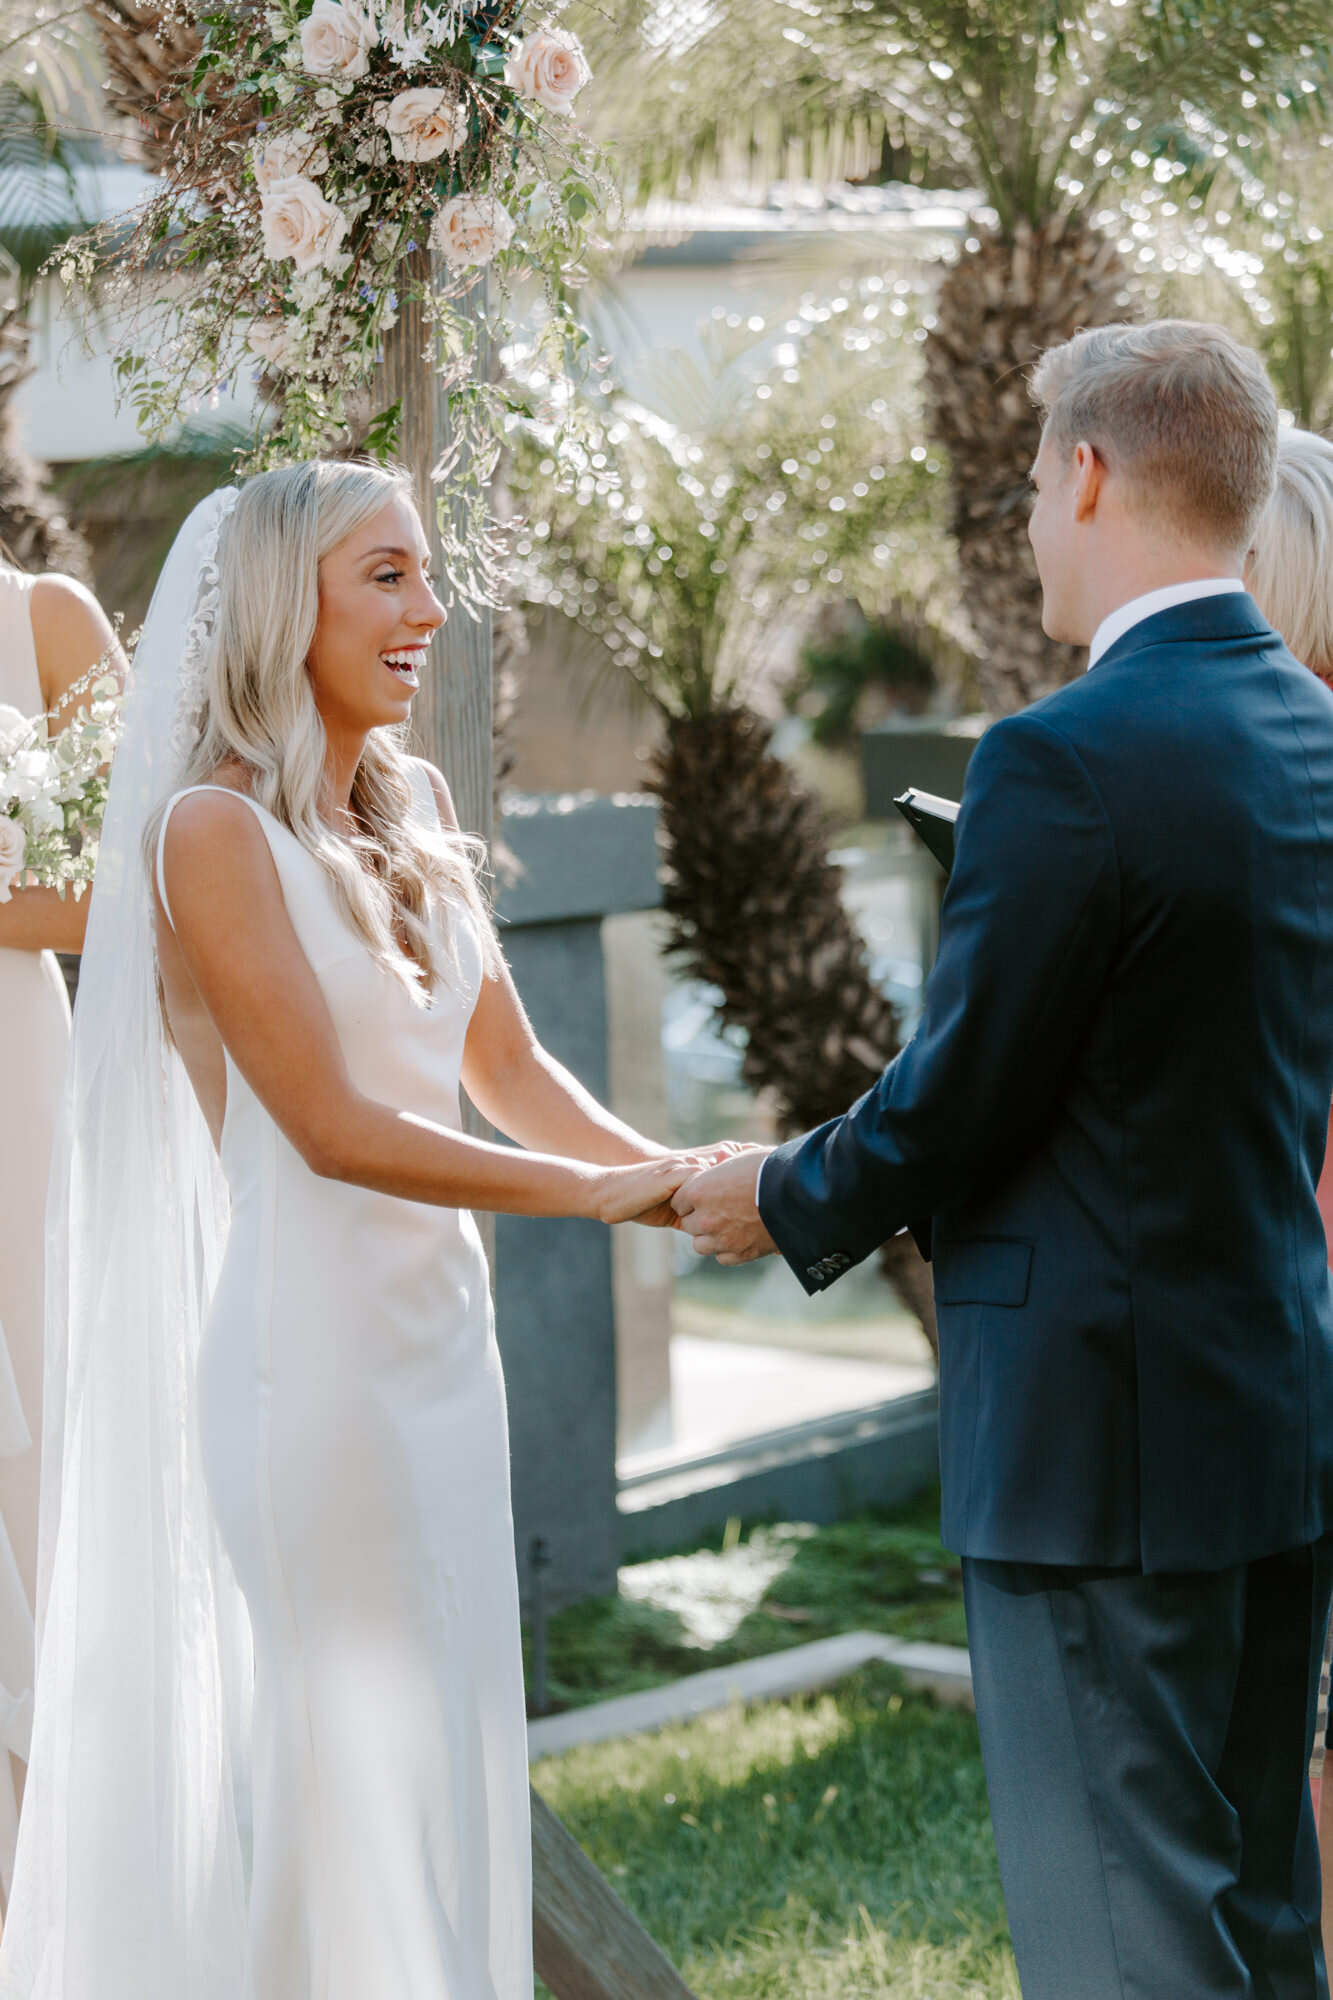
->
6, 748, 51, 806
374, 88, 468, 163
0, 817, 25, 902
247, 316, 297, 366
299, 0, 375, 78
24, 791, 61, 836
260, 176, 349, 274
505, 28, 590, 114
430, 192, 515, 271
251, 128, 330, 192
0, 702, 29, 760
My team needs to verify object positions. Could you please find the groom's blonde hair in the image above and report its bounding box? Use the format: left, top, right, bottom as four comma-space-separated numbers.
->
1031, 320, 1277, 549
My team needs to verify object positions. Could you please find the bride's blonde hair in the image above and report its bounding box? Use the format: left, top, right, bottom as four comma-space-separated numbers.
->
169, 458, 494, 996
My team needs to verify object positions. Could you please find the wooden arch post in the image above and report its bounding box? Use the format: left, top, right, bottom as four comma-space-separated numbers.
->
377, 254, 493, 851
376, 263, 698, 2000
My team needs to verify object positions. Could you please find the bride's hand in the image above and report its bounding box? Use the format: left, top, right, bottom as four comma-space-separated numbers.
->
589, 1154, 709, 1228
689, 1140, 762, 1167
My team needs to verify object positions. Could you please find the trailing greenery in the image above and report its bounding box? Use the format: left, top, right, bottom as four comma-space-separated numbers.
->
533, 1664, 1016, 1999
524, 1489, 965, 1714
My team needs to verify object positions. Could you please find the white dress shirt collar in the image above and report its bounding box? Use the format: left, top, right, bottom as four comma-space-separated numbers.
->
1087, 578, 1246, 670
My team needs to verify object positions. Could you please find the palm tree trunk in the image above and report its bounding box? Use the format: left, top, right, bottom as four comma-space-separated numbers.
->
925, 215, 1133, 717
651, 705, 937, 1351
0, 306, 91, 578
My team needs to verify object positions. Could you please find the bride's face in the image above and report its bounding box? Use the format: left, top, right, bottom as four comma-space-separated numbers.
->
307, 494, 445, 734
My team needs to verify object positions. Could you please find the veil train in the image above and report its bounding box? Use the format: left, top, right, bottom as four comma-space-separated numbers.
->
0, 490, 254, 2000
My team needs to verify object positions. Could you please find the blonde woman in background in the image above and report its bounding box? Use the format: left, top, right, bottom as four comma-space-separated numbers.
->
1246, 422, 1333, 1963
0, 550, 122, 1899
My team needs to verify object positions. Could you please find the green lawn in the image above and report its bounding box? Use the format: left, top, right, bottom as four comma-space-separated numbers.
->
526, 1489, 968, 1714
533, 1664, 1016, 1999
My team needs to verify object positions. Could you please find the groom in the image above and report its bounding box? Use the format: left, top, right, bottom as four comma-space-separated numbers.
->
674, 319, 1333, 1997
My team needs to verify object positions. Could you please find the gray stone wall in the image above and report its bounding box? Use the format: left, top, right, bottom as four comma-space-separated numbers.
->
492, 793, 662, 1613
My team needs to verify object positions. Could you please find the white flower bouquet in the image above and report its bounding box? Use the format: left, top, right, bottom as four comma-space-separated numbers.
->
0, 669, 123, 904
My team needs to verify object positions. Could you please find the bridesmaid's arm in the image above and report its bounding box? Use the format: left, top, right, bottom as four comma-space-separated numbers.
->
0, 576, 128, 955
160, 790, 695, 1225
0, 883, 88, 952
30, 574, 127, 732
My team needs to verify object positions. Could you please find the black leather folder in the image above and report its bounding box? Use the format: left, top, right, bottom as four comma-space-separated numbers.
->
894, 787, 960, 874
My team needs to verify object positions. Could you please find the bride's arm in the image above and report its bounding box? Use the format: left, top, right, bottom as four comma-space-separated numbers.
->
418, 762, 666, 1168
161, 790, 691, 1224
463, 964, 666, 1167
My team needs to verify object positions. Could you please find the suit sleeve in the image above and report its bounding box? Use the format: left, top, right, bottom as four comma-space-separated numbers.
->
758, 711, 1119, 1292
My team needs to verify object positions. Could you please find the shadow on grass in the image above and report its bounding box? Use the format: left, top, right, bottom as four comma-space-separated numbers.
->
534, 1664, 1014, 2000
526, 1488, 966, 1716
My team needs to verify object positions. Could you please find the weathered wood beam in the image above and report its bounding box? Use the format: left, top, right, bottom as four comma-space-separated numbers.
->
530, 1785, 699, 2000
376, 253, 493, 849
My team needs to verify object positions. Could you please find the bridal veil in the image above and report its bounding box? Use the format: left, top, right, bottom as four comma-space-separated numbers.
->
0, 490, 254, 1999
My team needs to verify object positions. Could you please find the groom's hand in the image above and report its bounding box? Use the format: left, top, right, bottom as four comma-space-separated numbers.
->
672, 1148, 777, 1265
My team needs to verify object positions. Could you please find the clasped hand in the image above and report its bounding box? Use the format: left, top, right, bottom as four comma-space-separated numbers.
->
597, 1142, 778, 1266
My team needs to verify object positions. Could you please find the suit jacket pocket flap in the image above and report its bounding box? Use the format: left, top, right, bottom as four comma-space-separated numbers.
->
934, 1236, 1033, 1307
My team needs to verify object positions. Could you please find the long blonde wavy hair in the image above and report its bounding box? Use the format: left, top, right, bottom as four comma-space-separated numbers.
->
162, 459, 494, 997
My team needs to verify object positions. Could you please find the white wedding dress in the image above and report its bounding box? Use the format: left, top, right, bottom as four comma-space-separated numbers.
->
152, 771, 531, 2000
0, 568, 68, 1896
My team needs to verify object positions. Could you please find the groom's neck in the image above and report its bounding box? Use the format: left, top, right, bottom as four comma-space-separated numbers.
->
1066, 524, 1246, 649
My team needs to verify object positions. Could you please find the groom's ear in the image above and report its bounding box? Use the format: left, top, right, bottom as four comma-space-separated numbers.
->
1071, 441, 1106, 524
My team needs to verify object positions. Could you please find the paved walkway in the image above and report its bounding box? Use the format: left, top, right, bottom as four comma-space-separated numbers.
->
527, 1630, 973, 1760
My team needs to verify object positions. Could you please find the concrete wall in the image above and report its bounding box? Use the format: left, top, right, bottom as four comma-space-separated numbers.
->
492, 793, 664, 1612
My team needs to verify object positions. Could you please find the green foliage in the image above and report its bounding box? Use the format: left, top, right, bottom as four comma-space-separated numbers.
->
509, 293, 961, 720
534, 1667, 1015, 1998
793, 620, 938, 745
0, 0, 100, 287
526, 1492, 966, 1715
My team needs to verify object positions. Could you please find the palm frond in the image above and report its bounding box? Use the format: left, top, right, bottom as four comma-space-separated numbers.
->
0, 81, 88, 279
0, 0, 101, 120
574, 0, 1333, 236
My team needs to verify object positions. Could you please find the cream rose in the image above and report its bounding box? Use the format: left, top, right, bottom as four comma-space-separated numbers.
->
374, 88, 469, 163
430, 193, 516, 270
505, 28, 590, 114
260, 176, 349, 274
0, 818, 26, 903
299, 0, 375, 79
251, 128, 330, 192
247, 316, 297, 367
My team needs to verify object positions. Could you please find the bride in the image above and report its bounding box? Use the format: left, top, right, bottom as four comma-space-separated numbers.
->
0, 461, 700, 1999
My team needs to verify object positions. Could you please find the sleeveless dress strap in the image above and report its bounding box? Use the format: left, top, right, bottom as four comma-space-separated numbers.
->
155, 785, 271, 933
405, 756, 441, 830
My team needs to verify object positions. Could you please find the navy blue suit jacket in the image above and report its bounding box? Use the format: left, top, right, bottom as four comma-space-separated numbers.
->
759, 595, 1333, 1572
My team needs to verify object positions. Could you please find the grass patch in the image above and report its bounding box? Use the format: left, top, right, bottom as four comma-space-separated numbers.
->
527, 1489, 966, 1714
533, 1663, 1015, 1999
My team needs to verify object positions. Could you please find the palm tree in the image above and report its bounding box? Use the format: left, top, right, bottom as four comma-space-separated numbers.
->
91, 0, 200, 172
574, 0, 1331, 715
0, 0, 99, 571
511, 307, 956, 1342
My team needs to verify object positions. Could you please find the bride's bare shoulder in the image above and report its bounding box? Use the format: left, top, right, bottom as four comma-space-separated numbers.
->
160, 774, 271, 895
